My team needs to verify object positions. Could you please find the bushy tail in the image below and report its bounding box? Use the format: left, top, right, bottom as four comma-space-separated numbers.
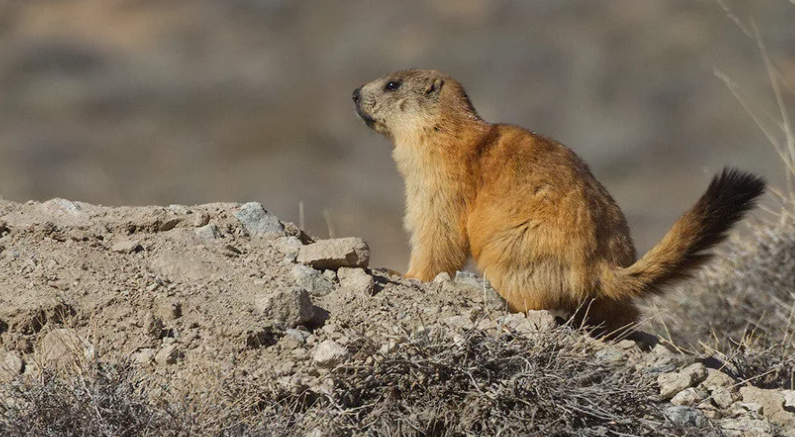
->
601, 168, 765, 301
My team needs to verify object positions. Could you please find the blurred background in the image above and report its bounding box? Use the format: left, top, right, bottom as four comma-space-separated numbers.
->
1, 0, 794, 269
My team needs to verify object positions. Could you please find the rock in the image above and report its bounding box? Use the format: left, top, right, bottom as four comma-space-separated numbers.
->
194, 223, 219, 240
39, 328, 95, 372
285, 328, 310, 343
40, 198, 90, 225
155, 344, 182, 365
0, 351, 23, 381
712, 387, 738, 409
297, 237, 369, 270
322, 269, 337, 282
132, 348, 156, 365
671, 387, 708, 406
111, 239, 142, 253
337, 267, 375, 296
595, 347, 624, 364
291, 265, 334, 297
728, 401, 763, 417
158, 217, 183, 231
433, 272, 451, 284
498, 311, 556, 334
782, 390, 795, 409
233, 202, 284, 237
657, 363, 708, 399
313, 340, 349, 368
702, 368, 736, 391
615, 339, 637, 350
143, 311, 165, 338
193, 212, 210, 227
652, 343, 677, 356
274, 236, 303, 258
278, 334, 304, 351
680, 362, 709, 382
740, 386, 795, 428
696, 401, 722, 420
663, 406, 708, 427
256, 287, 314, 327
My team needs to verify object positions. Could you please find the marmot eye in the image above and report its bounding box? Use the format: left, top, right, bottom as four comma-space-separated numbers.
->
384, 81, 401, 92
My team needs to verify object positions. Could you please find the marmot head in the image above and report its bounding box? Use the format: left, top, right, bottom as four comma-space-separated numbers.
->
353, 69, 478, 141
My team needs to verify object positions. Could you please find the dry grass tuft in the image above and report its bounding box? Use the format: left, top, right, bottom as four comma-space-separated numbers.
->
1, 327, 716, 436
314, 328, 670, 436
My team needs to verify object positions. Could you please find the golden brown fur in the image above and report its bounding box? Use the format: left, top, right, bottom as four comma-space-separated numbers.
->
353, 69, 765, 334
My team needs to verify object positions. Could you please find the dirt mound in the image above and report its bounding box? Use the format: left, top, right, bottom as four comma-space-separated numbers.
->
1, 198, 794, 436
0, 198, 507, 379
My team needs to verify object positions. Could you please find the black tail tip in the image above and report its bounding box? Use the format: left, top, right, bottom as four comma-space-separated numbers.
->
710, 167, 766, 201
705, 167, 766, 220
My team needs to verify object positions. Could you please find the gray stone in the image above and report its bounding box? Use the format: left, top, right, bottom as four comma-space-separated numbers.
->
663, 406, 708, 427
194, 223, 219, 240
337, 267, 374, 296
671, 387, 708, 406
740, 386, 795, 428
111, 240, 142, 254
0, 351, 23, 381
233, 202, 284, 237
256, 287, 314, 327
285, 328, 310, 343
155, 344, 182, 365
297, 237, 370, 270
291, 264, 334, 297
313, 340, 349, 367
39, 328, 95, 372
657, 363, 708, 399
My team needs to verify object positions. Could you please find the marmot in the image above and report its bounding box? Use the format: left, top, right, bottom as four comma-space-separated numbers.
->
353, 68, 765, 334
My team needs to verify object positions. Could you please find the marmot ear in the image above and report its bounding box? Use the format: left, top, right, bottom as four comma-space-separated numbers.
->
424, 78, 444, 95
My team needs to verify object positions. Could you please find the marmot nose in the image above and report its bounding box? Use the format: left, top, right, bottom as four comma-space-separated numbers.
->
352, 87, 362, 104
